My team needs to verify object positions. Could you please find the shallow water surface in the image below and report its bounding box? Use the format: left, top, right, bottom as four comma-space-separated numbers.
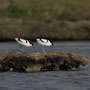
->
0, 41, 90, 90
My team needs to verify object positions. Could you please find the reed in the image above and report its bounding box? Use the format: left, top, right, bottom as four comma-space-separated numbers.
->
0, 0, 90, 41
0, 0, 90, 20
0, 20, 90, 41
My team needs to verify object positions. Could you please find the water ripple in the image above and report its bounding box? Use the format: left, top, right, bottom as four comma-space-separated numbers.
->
0, 42, 90, 90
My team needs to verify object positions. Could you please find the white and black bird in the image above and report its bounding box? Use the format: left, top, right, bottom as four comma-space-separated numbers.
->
36, 38, 53, 53
15, 38, 33, 51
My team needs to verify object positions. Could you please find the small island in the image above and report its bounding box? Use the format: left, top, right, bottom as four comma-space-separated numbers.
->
0, 50, 88, 72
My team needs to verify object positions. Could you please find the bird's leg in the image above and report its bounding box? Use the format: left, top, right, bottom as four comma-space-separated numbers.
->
32, 46, 36, 52
20, 45, 24, 52
42, 46, 46, 53
51, 45, 54, 51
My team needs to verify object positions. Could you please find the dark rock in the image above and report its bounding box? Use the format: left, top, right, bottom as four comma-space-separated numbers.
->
0, 50, 89, 72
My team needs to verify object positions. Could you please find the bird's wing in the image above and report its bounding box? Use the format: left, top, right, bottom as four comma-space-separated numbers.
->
20, 38, 27, 43
40, 39, 48, 43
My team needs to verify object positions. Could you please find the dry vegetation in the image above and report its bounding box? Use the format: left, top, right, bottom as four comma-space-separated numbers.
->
0, 0, 90, 41
0, 51, 88, 72
1, 0, 90, 21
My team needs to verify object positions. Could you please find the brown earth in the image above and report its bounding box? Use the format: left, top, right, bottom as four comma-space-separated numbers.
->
0, 50, 88, 72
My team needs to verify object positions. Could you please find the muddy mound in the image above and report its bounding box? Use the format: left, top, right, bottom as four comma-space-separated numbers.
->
0, 51, 88, 72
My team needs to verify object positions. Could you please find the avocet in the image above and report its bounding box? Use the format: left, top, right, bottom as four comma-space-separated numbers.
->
36, 38, 53, 53
15, 38, 33, 51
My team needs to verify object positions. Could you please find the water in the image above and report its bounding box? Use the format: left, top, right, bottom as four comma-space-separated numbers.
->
0, 41, 90, 90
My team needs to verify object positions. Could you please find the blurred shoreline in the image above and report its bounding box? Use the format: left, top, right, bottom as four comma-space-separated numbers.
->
0, 0, 90, 41
0, 19, 90, 42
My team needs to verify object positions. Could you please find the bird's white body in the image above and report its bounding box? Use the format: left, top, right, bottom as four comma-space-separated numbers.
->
36, 38, 53, 53
15, 38, 33, 47
36, 38, 52, 46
